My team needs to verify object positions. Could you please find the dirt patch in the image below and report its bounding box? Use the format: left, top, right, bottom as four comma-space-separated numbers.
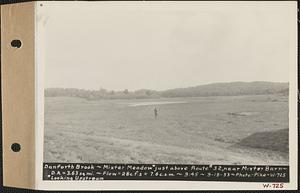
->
228, 112, 260, 116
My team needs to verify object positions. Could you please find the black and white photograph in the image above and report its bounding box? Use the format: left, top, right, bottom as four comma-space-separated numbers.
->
38, 1, 296, 185
43, 1, 291, 164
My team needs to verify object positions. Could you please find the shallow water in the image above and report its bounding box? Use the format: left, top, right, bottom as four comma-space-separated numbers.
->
128, 101, 188, 107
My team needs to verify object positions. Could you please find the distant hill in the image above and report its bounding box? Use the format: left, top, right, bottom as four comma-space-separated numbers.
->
160, 81, 288, 98
45, 81, 288, 100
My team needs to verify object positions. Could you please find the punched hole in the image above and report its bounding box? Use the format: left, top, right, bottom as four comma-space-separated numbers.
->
11, 143, 21, 152
11, 39, 22, 48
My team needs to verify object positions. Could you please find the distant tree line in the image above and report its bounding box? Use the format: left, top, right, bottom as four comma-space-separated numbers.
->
45, 88, 160, 100
45, 81, 288, 100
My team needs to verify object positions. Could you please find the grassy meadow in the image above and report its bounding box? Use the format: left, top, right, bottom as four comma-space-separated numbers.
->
44, 94, 288, 164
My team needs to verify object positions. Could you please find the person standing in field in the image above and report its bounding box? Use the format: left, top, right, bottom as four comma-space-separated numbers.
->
154, 107, 158, 119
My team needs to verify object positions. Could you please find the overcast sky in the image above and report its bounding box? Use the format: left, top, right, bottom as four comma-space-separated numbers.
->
40, 1, 296, 91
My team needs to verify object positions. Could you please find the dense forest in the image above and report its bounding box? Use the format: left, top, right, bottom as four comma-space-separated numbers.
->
45, 81, 288, 100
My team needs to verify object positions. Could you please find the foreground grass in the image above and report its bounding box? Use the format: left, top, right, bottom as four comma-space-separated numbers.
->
236, 128, 288, 153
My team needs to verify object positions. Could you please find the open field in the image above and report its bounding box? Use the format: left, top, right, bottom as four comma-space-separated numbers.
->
44, 94, 288, 164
